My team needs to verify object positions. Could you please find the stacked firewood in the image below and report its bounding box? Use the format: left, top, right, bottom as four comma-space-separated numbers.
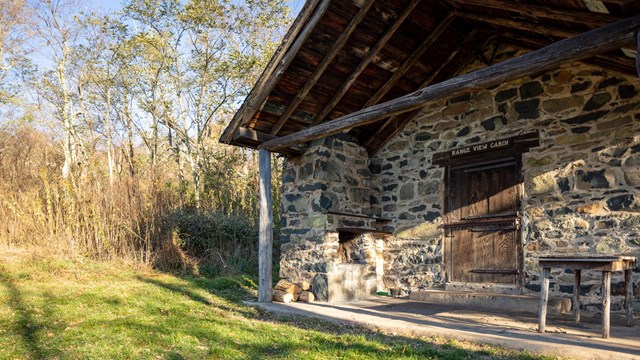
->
272, 279, 315, 303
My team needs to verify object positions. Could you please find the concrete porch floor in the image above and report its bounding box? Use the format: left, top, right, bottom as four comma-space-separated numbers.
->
246, 296, 640, 360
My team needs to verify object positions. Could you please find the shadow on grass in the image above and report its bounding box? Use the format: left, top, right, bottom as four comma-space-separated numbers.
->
0, 266, 61, 360
143, 273, 551, 359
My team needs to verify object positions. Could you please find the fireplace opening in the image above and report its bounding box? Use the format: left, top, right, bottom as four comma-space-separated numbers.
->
338, 231, 364, 264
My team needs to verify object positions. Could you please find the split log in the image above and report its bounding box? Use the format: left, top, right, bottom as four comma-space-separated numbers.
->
275, 279, 302, 294
272, 290, 294, 303
298, 291, 315, 303
301, 280, 311, 291
292, 293, 300, 302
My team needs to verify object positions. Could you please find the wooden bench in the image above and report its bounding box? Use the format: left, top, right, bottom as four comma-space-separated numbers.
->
537, 255, 636, 339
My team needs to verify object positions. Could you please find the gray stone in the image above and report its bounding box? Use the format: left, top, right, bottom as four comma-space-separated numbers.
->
575, 169, 610, 189
514, 99, 540, 119
618, 84, 636, 99
607, 195, 634, 211
399, 183, 414, 200
312, 273, 328, 301
495, 88, 517, 102
571, 81, 591, 93
562, 110, 608, 125
542, 95, 583, 113
583, 92, 611, 111
519, 81, 544, 99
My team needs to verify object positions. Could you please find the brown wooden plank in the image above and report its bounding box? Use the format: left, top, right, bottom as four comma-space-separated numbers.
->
311, 0, 422, 126
574, 269, 582, 323
450, 0, 621, 28
454, 11, 579, 38
270, 0, 376, 135
363, 12, 455, 108
460, 229, 473, 282
363, 29, 479, 149
626, 269, 634, 326
259, 15, 640, 152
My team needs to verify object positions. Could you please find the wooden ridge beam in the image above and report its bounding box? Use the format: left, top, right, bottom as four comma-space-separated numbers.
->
454, 11, 579, 38
363, 12, 456, 108
311, 0, 422, 126
220, 0, 330, 144
270, 0, 376, 135
449, 0, 621, 28
498, 32, 637, 75
363, 29, 479, 149
259, 15, 640, 152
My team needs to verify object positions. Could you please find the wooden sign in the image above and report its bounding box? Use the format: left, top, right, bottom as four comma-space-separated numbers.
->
450, 138, 512, 158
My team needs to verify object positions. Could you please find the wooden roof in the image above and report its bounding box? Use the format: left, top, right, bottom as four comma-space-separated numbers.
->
220, 0, 639, 155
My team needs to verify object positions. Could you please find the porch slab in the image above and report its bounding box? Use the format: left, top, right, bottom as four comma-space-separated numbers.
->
246, 297, 640, 360
410, 289, 572, 315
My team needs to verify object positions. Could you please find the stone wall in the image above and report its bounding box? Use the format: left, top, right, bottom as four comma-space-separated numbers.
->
372, 46, 640, 310
279, 134, 382, 301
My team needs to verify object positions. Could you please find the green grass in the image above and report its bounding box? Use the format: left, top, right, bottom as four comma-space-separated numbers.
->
0, 248, 559, 359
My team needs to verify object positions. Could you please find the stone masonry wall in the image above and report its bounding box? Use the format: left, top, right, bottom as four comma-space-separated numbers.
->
279, 134, 380, 301
372, 46, 640, 311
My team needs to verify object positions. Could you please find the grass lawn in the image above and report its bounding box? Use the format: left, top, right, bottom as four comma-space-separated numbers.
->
0, 247, 559, 360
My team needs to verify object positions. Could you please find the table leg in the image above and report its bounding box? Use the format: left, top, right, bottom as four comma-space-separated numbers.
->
626, 269, 634, 327
602, 271, 611, 339
574, 269, 581, 323
538, 267, 550, 333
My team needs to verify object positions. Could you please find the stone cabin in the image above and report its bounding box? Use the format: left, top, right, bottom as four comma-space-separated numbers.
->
220, 0, 640, 312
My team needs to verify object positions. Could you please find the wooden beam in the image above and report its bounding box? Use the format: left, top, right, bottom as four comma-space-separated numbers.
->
454, 11, 579, 38
449, 0, 621, 28
259, 15, 640, 152
234, 127, 278, 143
220, 0, 330, 143
637, 31, 640, 77
258, 149, 273, 303
499, 33, 638, 75
363, 29, 479, 149
270, 0, 376, 135
368, 32, 491, 155
363, 12, 455, 108
311, 0, 422, 126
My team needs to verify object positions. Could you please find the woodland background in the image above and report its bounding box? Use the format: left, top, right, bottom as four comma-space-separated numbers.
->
0, 0, 293, 275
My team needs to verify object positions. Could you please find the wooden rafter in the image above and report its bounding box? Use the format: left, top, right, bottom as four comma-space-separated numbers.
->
363, 29, 480, 148
220, 0, 330, 144
269, 0, 376, 135
454, 11, 579, 38
362, 12, 456, 109
448, 0, 621, 28
367, 31, 490, 155
259, 14, 640, 152
310, 0, 422, 126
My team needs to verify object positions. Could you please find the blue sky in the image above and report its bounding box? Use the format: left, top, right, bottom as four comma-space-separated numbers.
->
87, 0, 305, 16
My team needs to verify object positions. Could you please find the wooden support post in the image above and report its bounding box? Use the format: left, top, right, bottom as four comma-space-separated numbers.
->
538, 267, 551, 333
636, 31, 640, 78
626, 269, 634, 327
602, 271, 611, 339
574, 269, 581, 323
258, 149, 273, 303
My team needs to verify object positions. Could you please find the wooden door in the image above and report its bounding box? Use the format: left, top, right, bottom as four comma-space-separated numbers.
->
445, 159, 522, 284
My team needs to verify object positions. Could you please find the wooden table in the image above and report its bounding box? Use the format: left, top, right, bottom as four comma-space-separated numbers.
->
537, 255, 636, 339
